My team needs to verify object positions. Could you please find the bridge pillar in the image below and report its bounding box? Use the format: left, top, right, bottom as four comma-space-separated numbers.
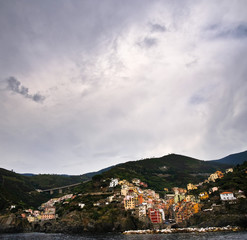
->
59, 189, 62, 194
50, 190, 53, 195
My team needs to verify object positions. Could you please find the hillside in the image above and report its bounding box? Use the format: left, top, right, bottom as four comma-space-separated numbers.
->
212, 150, 247, 166
27, 174, 82, 190
185, 161, 247, 228
81, 166, 114, 180
0, 168, 50, 211
99, 154, 230, 192
0, 168, 86, 211
0, 151, 243, 211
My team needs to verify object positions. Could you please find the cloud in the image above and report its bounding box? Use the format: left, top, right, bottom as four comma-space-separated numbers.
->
221, 23, 247, 38
206, 23, 247, 39
0, 0, 247, 174
150, 23, 166, 33
189, 94, 206, 105
6, 76, 45, 103
138, 37, 158, 48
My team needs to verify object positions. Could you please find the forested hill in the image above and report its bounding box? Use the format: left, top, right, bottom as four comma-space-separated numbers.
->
26, 174, 82, 190
99, 154, 230, 191
0, 168, 46, 210
0, 168, 83, 211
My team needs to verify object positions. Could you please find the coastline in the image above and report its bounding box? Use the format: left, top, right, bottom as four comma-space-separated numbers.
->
123, 225, 243, 234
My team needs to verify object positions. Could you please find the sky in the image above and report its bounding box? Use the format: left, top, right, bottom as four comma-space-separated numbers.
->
0, 0, 247, 175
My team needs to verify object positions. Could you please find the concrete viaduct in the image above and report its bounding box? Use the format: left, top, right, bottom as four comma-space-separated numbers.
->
38, 182, 83, 194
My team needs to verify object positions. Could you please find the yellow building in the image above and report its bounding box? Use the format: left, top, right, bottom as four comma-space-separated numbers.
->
27, 216, 36, 223
124, 196, 138, 210
193, 203, 201, 214
119, 180, 129, 185
185, 195, 197, 202
208, 171, 224, 182
208, 173, 218, 182
199, 192, 209, 200
187, 183, 198, 191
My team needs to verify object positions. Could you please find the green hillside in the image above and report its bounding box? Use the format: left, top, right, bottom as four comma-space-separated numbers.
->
27, 174, 82, 190
0, 168, 50, 211
100, 154, 230, 191
0, 169, 85, 211
186, 161, 247, 228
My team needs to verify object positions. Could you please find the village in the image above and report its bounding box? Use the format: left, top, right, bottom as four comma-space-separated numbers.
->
21, 167, 246, 227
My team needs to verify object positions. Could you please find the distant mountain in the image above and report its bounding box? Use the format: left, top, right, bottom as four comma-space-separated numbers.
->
21, 173, 36, 177
99, 154, 230, 192
212, 150, 247, 166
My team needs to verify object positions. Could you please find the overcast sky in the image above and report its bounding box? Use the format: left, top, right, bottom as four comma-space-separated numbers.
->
0, 0, 247, 175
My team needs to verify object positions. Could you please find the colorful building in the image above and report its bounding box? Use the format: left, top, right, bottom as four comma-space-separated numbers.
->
124, 195, 138, 210
187, 183, 198, 191
199, 192, 209, 200
148, 209, 162, 223
220, 192, 236, 201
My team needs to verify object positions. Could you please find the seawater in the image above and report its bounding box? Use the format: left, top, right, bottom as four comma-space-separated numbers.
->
0, 232, 247, 240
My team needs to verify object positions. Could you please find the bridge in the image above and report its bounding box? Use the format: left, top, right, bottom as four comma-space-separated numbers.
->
37, 182, 83, 195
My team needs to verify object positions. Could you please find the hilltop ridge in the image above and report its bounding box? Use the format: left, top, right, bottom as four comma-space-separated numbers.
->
213, 150, 247, 165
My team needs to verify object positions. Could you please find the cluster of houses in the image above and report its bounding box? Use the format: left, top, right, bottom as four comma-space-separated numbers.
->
108, 167, 245, 224
23, 194, 74, 223
186, 168, 245, 202
187, 168, 233, 192
21, 167, 245, 225
108, 178, 201, 224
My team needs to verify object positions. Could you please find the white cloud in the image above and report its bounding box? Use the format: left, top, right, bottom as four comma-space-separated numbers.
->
0, 0, 247, 174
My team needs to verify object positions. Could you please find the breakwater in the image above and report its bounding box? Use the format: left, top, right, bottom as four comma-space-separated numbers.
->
123, 225, 241, 234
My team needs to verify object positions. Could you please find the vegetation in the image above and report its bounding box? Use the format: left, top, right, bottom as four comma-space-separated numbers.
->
27, 174, 82, 189
185, 161, 247, 228
190, 161, 247, 197
0, 168, 85, 211
0, 168, 51, 211
99, 154, 230, 191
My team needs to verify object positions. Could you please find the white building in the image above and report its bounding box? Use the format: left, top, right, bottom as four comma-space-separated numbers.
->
78, 203, 85, 209
109, 178, 119, 188
138, 204, 147, 218
220, 192, 236, 201
159, 209, 165, 221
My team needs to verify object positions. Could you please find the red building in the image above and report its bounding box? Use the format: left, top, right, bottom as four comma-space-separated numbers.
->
148, 209, 162, 223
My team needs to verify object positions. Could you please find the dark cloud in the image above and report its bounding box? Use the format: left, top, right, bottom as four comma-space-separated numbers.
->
150, 23, 166, 33
218, 24, 247, 38
207, 23, 247, 39
138, 37, 157, 48
6, 76, 45, 103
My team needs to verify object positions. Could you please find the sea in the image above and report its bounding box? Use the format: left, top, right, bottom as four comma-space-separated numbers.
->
0, 232, 246, 240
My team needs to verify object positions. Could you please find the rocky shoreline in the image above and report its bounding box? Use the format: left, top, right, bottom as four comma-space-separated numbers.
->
0, 213, 245, 235
123, 225, 243, 234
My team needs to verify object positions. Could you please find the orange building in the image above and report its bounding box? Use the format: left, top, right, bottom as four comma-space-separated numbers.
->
216, 171, 224, 178
138, 195, 144, 204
